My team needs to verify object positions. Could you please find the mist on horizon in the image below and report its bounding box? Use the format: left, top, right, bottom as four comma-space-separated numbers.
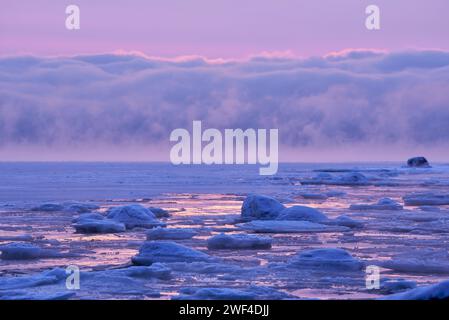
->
1, 50, 449, 162
1, 1, 449, 162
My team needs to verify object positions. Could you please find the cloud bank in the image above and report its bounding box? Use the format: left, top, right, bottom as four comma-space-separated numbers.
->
1, 50, 449, 161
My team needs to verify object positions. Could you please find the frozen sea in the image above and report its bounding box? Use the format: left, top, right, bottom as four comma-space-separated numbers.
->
1, 162, 449, 300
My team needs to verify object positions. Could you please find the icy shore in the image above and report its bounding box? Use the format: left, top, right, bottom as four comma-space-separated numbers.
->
2, 162, 449, 300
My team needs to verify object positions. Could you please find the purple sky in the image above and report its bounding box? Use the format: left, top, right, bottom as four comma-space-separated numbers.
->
1, 0, 448, 58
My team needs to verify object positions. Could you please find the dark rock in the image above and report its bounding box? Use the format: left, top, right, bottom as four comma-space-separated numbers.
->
407, 157, 430, 168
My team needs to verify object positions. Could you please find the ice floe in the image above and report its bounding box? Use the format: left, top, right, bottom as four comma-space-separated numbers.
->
0, 264, 172, 300
74, 269, 162, 298
381, 279, 449, 300
207, 233, 272, 250
89, 264, 172, 281
72, 212, 126, 234
381, 259, 449, 274
276, 205, 328, 222
167, 262, 245, 274
146, 227, 197, 240
403, 193, 449, 206
0, 243, 70, 260
337, 172, 370, 185
327, 215, 364, 229
73, 218, 126, 234
0, 234, 34, 242
302, 172, 370, 186
72, 213, 104, 222
31, 203, 64, 212
0, 291, 76, 300
378, 278, 417, 294
237, 220, 349, 233
148, 207, 170, 218
0, 268, 66, 290
106, 204, 165, 229
296, 192, 329, 200
31, 202, 99, 213
419, 206, 441, 212
350, 198, 403, 211
288, 248, 364, 271
64, 202, 100, 213
132, 241, 214, 265
241, 194, 285, 221
173, 285, 292, 300
294, 190, 346, 200
325, 190, 347, 197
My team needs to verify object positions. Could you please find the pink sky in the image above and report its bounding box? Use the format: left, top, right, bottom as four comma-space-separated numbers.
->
1, 0, 448, 58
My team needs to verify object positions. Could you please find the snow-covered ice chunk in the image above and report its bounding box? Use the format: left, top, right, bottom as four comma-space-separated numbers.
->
31, 203, 64, 212
297, 190, 345, 199
32, 202, 99, 213
148, 207, 170, 218
381, 279, 449, 300
237, 220, 349, 233
381, 259, 449, 274
302, 172, 370, 186
333, 172, 370, 185
207, 233, 272, 250
173, 285, 292, 300
73, 218, 126, 234
379, 279, 417, 294
289, 248, 364, 271
0, 243, 66, 260
72, 212, 125, 233
174, 287, 257, 300
94, 264, 172, 280
65, 202, 100, 213
0, 234, 34, 241
276, 206, 328, 222
297, 192, 328, 200
2, 265, 166, 299
350, 198, 403, 211
72, 212, 105, 223
106, 204, 165, 229
146, 227, 197, 240
400, 212, 440, 222
327, 215, 364, 229
325, 190, 346, 197
407, 156, 430, 168
0, 291, 76, 300
403, 193, 449, 206
73, 267, 163, 298
121, 264, 171, 280
0, 268, 66, 290
300, 173, 333, 185
419, 206, 441, 212
132, 241, 213, 265
241, 194, 285, 221
313, 172, 333, 180
168, 262, 244, 274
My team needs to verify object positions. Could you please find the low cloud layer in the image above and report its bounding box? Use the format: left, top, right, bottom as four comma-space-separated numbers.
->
1, 50, 449, 161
